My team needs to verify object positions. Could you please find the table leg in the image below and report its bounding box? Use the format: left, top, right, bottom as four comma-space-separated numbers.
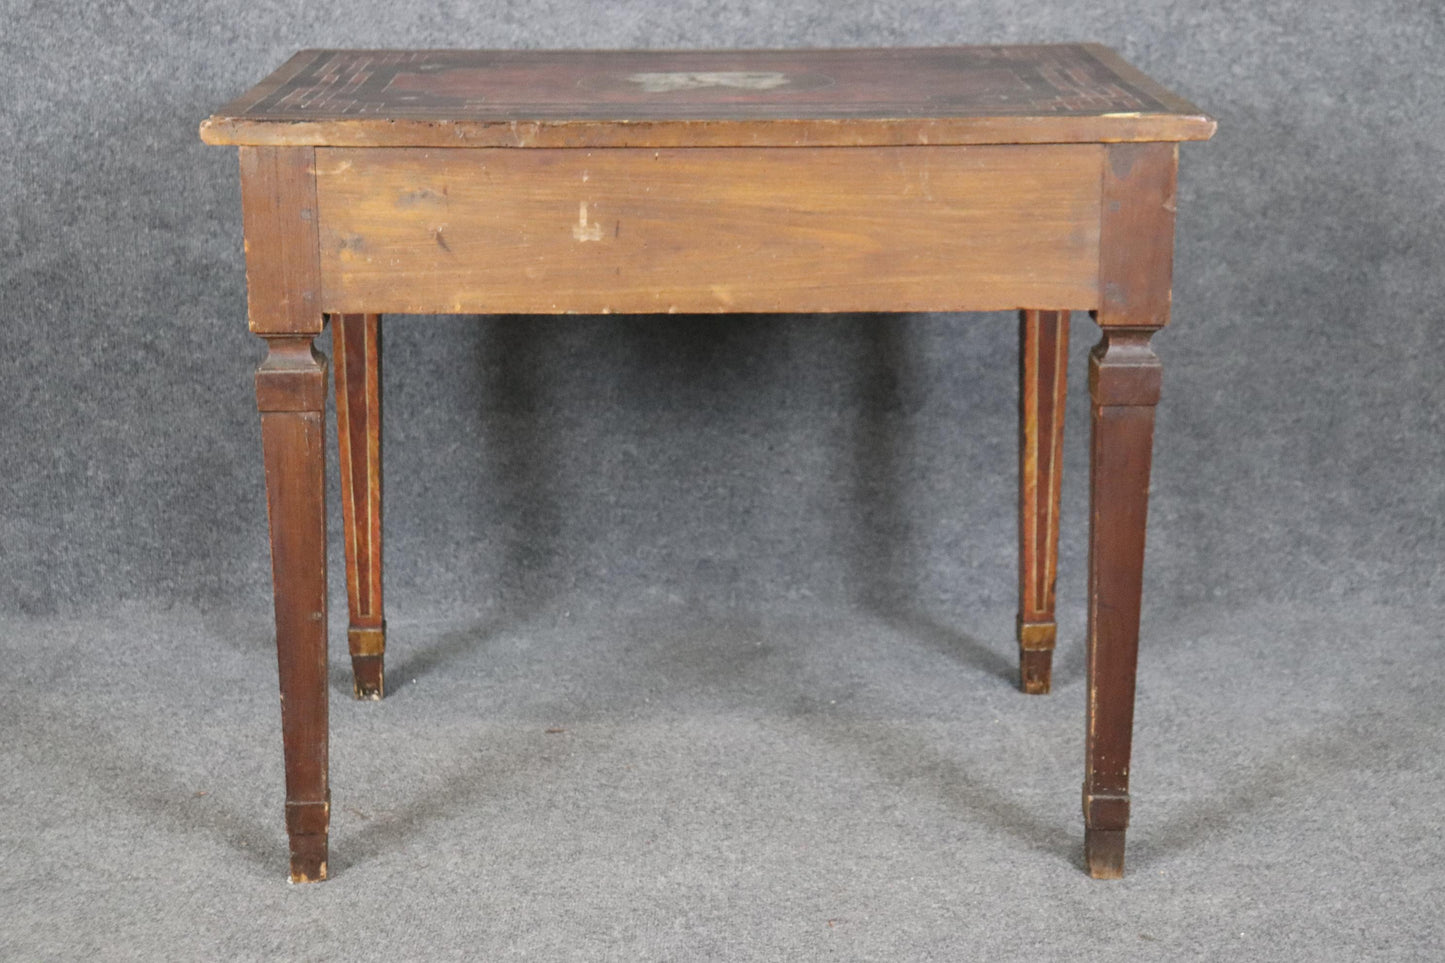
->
333, 312, 386, 699
1017, 309, 1069, 694
1079, 141, 1177, 878
1082, 327, 1161, 878
241, 145, 331, 882
256, 334, 331, 883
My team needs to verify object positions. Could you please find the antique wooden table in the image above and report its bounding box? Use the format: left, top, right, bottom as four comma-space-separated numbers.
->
201, 45, 1215, 883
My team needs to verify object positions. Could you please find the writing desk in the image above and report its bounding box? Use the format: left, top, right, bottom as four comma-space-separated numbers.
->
201, 45, 1215, 883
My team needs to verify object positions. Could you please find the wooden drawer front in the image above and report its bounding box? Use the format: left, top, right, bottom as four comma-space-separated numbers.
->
315, 145, 1102, 315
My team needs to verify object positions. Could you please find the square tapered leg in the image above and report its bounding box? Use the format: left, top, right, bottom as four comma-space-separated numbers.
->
333, 312, 386, 700
1017, 309, 1070, 694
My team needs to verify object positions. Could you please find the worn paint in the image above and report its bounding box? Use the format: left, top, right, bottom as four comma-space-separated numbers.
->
572, 201, 604, 241
396, 187, 445, 208
628, 71, 790, 93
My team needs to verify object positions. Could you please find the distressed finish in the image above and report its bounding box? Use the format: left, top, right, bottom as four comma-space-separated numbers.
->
315, 145, 1103, 315
239, 147, 322, 335
1017, 309, 1070, 694
206, 46, 1213, 883
333, 313, 385, 699
1099, 142, 1178, 328
200, 45, 1215, 149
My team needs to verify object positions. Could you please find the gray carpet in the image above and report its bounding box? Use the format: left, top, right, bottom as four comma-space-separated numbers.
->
3, 598, 1442, 960
4, 0, 1445, 959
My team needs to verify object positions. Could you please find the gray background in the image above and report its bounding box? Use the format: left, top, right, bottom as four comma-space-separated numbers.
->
3, 1, 1442, 960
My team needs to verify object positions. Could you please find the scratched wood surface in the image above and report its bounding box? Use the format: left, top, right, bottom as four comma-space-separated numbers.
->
200, 45, 1215, 147
314, 145, 1103, 315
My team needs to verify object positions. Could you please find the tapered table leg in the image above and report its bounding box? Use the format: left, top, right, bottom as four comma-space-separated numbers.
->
1079, 141, 1178, 879
1017, 309, 1069, 694
333, 312, 386, 699
241, 145, 331, 882
256, 335, 331, 883
1082, 328, 1161, 879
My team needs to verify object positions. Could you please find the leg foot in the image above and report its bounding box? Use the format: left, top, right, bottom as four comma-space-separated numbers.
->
348, 624, 385, 700
1084, 828, 1126, 879
1017, 619, 1056, 694
285, 797, 329, 883
351, 657, 384, 700
288, 833, 329, 883
1019, 651, 1052, 694
1017, 642, 1051, 694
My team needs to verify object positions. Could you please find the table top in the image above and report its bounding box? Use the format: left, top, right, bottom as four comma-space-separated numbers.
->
200, 45, 1214, 148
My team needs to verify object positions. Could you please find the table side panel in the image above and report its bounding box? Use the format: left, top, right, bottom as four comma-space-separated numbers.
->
315, 145, 1102, 315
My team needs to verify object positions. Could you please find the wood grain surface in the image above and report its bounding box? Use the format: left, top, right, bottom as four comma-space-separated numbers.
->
314, 145, 1103, 315
1098, 143, 1178, 328
239, 147, 322, 335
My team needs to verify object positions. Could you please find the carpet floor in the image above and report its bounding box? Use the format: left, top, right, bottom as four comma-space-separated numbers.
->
2, 596, 1439, 961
